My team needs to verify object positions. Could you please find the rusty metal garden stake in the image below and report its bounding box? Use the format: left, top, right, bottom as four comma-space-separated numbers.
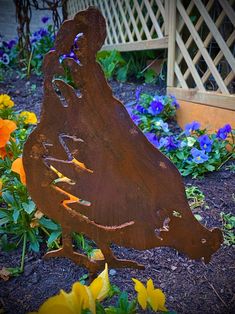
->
23, 7, 223, 275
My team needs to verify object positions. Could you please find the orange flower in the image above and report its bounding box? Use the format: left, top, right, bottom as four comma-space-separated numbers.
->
11, 158, 26, 185
0, 119, 17, 148
0, 178, 3, 196
0, 147, 7, 159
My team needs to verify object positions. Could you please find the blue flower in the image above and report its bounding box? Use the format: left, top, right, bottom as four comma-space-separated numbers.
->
6, 40, 16, 50
165, 136, 179, 151
157, 137, 168, 149
136, 105, 148, 114
0, 53, 9, 65
42, 16, 50, 24
216, 124, 232, 140
185, 121, 201, 136
148, 100, 164, 115
155, 119, 169, 132
145, 132, 159, 147
169, 94, 179, 108
198, 134, 213, 152
131, 114, 141, 125
191, 148, 208, 164
135, 87, 141, 102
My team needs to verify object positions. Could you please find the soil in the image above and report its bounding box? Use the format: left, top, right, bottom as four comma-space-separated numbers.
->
0, 74, 234, 314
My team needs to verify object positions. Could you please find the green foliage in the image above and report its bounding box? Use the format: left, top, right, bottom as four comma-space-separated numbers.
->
131, 92, 235, 178
185, 185, 205, 210
221, 212, 235, 245
105, 291, 137, 314
96, 49, 165, 83
96, 50, 128, 82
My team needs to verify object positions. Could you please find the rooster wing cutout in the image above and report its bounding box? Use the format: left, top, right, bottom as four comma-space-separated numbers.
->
23, 7, 223, 274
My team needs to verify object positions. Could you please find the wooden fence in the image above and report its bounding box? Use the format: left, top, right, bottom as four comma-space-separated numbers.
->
67, 0, 235, 111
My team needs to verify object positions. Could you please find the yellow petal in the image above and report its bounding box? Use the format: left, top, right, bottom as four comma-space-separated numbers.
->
148, 288, 168, 312
146, 279, 155, 293
72, 282, 95, 314
37, 290, 77, 314
89, 277, 103, 300
132, 278, 147, 310
90, 249, 105, 261
83, 286, 96, 314
95, 263, 110, 301
19, 111, 37, 124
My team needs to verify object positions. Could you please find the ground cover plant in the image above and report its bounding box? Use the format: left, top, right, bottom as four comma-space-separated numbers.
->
128, 90, 235, 178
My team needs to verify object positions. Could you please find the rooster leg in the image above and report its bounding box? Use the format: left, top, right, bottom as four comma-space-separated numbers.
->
97, 242, 144, 270
44, 227, 99, 273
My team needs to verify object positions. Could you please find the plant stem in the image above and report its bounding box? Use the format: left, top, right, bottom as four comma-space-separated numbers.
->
217, 154, 233, 171
20, 232, 27, 273
27, 48, 34, 78
40, 226, 60, 249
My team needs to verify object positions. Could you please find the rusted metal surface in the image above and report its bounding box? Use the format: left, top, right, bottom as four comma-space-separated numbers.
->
23, 7, 223, 274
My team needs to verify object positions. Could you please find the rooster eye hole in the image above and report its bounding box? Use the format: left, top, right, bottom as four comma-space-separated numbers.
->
52, 81, 68, 107
201, 238, 207, 244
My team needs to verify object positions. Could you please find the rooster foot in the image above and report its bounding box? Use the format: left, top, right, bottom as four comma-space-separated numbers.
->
108, 257, 145, 270
44, 248, 100, 273
98, 244, 144, 270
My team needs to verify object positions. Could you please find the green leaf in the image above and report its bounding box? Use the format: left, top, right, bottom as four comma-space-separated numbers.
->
2, 191, 14, 205
116, 66, 128, 82
47, 230, 61, 246
205, 164, 215, 171
194, 214, 203, 221
22, 201, 36, 214
176, 151, 185, 160
39, 217, 60, 230
13, 208, 20, 223
144, 69, 156, 83
0, 217, 10, 226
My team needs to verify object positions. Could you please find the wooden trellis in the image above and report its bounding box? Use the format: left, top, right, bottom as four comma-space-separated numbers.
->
167, 0, 235, 110
66, 0, 235, 110
66, 0, 168, 51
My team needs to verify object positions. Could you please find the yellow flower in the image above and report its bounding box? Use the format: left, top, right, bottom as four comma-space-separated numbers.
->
11, 157, 26, 185
32, 264, 110, 314
132, 278, 168, 312
19, 111, 37, 124
90, 249, 105, 262
90, 263, 110, 301
0, 94, 14, 109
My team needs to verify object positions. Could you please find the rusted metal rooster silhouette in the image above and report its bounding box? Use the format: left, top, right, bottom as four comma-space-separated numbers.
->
23, 7, 223, 275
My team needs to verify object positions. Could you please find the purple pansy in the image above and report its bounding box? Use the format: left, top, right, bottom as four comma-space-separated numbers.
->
0, 53, 9, 65
148, 99, 164, 115
165, 136, 179, 151
136, 104, 148, 114
185, 121, 201, 136
135, 87, 141, 103
216, 124, 232, 140
145, 132, 159, 147
157, 137, 169, 149
131, 114, 141, 125
191, 148, 208, 164
198, 134, 213, 153
169, 94, 179, 108
42, 16, 50, 24
4, 40, 16, 50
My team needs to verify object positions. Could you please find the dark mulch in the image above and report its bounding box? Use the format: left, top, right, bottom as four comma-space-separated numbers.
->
0, 74, 234, 314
